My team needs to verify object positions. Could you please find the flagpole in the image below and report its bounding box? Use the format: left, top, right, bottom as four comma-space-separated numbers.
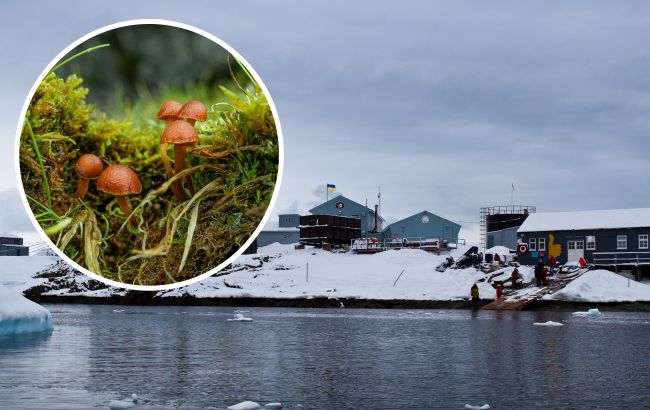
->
326, 184, 329, 215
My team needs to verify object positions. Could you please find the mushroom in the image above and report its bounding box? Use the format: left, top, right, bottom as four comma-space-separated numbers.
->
161, 120, 199, 201
157, 100, 182, 124
177, 100, 207, 126
175, 100, 207, 195
75, 153, 104, 199
157, 100, 184, 199
96, 165, 143, 227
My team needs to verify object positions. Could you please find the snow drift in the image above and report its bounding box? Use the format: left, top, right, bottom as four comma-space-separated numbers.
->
544, 270, 650, 303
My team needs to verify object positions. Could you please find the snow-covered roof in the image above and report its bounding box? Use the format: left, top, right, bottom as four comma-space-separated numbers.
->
262, 219, 299, 232
518, 208, 650, 232
0, 232, 19, 238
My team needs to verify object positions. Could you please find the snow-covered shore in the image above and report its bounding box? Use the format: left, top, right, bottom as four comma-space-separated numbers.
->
1, 244, 650, 306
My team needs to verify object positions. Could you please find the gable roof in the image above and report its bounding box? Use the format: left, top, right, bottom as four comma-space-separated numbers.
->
308, 195, 385, 221
518, 208, 650, 232
385, 210, 461, 230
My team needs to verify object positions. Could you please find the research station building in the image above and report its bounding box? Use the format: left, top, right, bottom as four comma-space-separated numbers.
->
383, 210, 461, 243
517, 208, 650, 268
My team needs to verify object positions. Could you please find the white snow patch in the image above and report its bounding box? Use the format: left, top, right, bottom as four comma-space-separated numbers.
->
227, 401, 262, 410
108, 394, 137, 409
572, 308, 602, 317
544, 270, 650, 302
533, 321, 563, 327
227, 312, 253, 322
518, 207, 650, 232
485, 246, 512, 255
0, 285, 53, 336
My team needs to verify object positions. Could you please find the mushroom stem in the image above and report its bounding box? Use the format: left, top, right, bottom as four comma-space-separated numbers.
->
76, 178, 90, 199
161, 142, 185, 201
174, 144, 190, 200
116, 195, 137, 227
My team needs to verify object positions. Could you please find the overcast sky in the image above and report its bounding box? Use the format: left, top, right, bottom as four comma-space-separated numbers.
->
2, 1, 650, 244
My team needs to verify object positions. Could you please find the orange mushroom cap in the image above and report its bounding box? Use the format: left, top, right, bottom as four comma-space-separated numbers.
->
178, 100, 207, 123
76, 154, 104, 179
96, 165, 142, 196
161, 120, 199, 145
157, 100, 183, 121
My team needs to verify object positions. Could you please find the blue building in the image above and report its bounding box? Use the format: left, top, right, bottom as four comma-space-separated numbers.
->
308, 195, 384, 237
383, 211, 461, 243
0, 232, 29, 256
256, 214, 300, 247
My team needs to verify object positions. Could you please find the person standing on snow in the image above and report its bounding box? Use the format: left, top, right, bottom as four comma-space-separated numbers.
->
511, 268, 519, 289
535, 257, 545, 286
471, 283, 480, 308
549, 255, 557, 275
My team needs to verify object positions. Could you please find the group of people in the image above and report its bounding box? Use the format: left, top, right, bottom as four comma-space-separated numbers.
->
534, 257, 550, 287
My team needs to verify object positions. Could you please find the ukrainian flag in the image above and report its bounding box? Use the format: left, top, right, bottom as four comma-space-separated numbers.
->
327, 184, 336, 191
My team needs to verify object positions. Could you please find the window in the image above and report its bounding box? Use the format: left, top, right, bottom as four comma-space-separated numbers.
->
639, 234, 649, 250
529, 237, 537, 251
586, 236, 596, 250
282, 234, 288, 239
284, 217, 292, 224
617, 235, 627, 250
538, 237, 546, 251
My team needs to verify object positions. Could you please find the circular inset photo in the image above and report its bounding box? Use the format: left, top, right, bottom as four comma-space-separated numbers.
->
16, 20, 282, 289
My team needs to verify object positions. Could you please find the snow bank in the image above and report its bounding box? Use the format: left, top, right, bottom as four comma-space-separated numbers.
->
485, 246, 512, 255
158, 244, 504, 301
0, 285, 53, 336
544, 270, 650, 303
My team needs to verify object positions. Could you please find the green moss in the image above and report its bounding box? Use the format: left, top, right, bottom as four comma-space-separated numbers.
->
20, 71, 278, 286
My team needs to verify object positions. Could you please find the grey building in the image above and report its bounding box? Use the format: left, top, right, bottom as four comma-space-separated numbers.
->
517, 208, 650, 267
256, 214, 300, 248
0, 232, 29, 256
481, 205, 535, 250
383, 211, 461, 243
309, 195, 384, 237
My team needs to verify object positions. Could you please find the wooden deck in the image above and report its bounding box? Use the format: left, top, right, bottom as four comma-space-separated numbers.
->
482, 271, 587, 311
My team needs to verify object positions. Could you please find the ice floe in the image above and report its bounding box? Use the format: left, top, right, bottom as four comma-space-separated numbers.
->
0, 285, 53, 336
572, 308, 602, 317
533, 321, 564, 327
108, 393, 138, 409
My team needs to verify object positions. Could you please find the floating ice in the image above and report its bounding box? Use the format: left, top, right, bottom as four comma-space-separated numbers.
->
533, 321, 564, 327
264, 403, 282, 409
113, 309, 125, 313
227, 313, 253, 322
465, 405, 490, 410
572, 308, 602, 317
0, 285, 53, 336
108, 393, 137, 409
227, 401, 261, 410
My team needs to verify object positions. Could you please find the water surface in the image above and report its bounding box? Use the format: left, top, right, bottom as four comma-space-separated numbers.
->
0, 305, 648, 409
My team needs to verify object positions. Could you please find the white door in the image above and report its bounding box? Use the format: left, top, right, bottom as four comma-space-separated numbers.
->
567, 240, 584, 262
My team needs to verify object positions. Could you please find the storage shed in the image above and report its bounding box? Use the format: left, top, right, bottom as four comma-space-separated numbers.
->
256, 214, 300, 248
0, 232, 29, 256
517, 208, 650, 267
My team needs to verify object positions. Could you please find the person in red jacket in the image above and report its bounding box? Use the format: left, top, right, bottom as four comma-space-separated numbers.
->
494, 281, 503, 299
578, 256, 587, 267
549, 255, 557, 275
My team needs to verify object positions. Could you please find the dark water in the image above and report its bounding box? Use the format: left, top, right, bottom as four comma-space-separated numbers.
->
0, 305, 649, 409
